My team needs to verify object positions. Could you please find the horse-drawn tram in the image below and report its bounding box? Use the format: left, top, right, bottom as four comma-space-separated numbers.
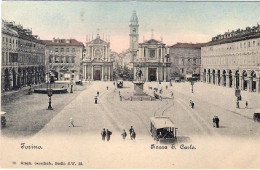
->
150, 116, 178, 143
117, 80, 123, 88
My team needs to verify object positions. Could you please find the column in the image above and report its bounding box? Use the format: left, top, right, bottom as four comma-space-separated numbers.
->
83, 65, 85, 80
164, 67, 166, 82
256, 78, 260, 93
156, 67, 159, 82
91, 65, 94, 81
145, 67, 148, 81
85, 65, 87, 80
91, 46, 94, 59
232, 74, 237, 89
211, 73, 214, 84
215, 75, 218, 86
101, 66, 104, 81
134, 66, 136, 81
220, 75, 223, 86
240, 76, 244, 90
104, 46, 106, 59
226, 75, 231, 88
107, 46, 109, 61
108, 66, 110, 81
248, 76, 252, 92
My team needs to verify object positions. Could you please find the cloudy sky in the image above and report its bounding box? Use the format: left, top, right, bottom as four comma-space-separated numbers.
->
2, 1, 260, 52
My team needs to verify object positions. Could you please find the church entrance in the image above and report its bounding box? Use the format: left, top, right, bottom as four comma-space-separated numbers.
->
94, 70, 101, 80
149, 68, 157, 81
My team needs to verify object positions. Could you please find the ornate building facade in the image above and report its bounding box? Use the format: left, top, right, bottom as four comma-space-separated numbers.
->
43, 38, 84, 81
201, 24, 260, 93
82, 33, 113, 81
1, 20, 45, 92
169, 43, 203, 80
130, 11, 171, 82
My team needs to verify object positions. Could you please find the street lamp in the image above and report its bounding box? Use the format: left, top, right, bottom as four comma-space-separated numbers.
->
191, 80, 194, 93
47, 89, 53, 110
70, 80, 73, 93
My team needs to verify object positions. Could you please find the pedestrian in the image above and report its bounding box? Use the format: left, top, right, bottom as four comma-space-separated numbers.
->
236, 100, 239, 108
113, 82, 115, 86
120, 95, 122, 101
215, 116, 220, 128
106, 129, 112, 141
129, 126, 134, 137
106, 86, 109, 90
171, 91, 174, 98
70, 117, 75, 127
101, 128, 106, 141
213, 116, 216, 127
245, 101, 248, 109
191, 101, 194, 109
121, 129, 127, 140
97, 91, 99, 96
166, 85, 168, 89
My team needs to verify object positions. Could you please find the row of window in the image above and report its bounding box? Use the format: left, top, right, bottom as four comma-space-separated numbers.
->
49, 56, 75, 63
202, 55, 259, 65
208, 39, 260, 52
2, 52, 45, 65
2, 36, 44, 49
54, 47, 75, 53
174, 58, 200, 65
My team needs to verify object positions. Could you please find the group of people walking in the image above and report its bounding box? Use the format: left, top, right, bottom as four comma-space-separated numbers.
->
101, 128, 113, 141
101, 126, 136, 142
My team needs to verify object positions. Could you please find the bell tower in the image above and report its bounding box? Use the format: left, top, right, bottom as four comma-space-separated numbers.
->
129, 10, 139, 61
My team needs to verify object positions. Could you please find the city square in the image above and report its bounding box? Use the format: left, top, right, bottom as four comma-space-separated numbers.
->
1, 1, 260, 169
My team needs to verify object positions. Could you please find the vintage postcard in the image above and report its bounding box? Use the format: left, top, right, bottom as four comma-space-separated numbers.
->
1, 0, 260, 169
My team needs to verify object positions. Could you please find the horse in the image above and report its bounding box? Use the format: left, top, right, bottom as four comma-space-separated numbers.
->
130, 131, 136, 140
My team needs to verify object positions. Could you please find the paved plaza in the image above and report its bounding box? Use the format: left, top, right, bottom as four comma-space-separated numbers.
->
1, 81, 260, 168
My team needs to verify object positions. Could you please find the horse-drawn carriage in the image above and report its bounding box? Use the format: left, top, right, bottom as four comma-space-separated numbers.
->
150, 116, 178, 143
117, 80, 123, 88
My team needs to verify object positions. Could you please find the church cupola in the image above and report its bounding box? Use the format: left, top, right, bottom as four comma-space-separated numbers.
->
130, 10, 139, 26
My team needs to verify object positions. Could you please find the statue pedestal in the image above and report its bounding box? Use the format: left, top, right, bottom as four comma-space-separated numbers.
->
133, 81, 145, 96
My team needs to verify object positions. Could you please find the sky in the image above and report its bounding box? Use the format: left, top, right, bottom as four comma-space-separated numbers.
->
2, 1, 260, 53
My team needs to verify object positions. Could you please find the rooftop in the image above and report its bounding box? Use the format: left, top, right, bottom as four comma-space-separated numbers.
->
150, 116, 175, 129
204, 31, 260, 47
42, 38, 84, 46
170, 43, 205, 49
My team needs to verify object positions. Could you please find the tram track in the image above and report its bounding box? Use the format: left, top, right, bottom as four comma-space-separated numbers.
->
105, 88, 151, 135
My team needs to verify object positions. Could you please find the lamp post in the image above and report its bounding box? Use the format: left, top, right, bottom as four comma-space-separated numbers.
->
47, 89, 53, 110
70, 80, 73, 93
191, 80, 194, 93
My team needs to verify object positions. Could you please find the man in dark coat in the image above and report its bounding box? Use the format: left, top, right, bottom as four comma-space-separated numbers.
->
106, 129, 112, 141
101, 128, 106, 141
213, 116, 216, 127
215, 116, 220, 128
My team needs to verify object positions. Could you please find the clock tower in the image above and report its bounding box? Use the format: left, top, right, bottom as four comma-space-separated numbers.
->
129, 10, 139, 61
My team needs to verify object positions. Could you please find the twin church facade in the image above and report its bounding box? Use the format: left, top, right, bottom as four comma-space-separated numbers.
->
82, 11, 171, 81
